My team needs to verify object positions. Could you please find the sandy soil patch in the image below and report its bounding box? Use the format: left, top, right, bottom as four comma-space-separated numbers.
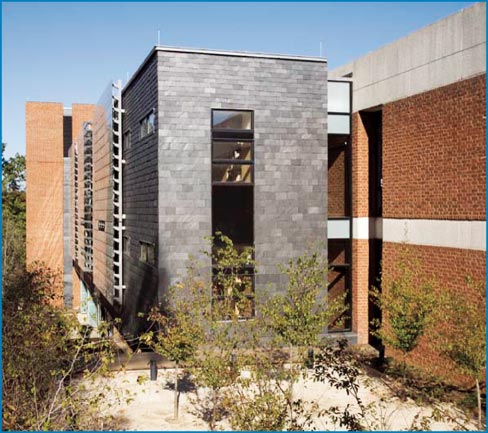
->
100, 368, 475, 431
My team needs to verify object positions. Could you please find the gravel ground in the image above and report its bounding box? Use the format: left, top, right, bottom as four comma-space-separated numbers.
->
98, 368, 476, 431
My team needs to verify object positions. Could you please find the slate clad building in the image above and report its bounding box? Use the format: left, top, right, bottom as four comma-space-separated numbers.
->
27, 47, 339, 337
26, 3, 485, 355
119, 47, 331, 334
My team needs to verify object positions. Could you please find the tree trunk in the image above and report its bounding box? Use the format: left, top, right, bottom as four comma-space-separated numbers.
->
211, 389, 217, 431
289, 344, 294, 422
174, 362, 179, 420
402, 352, 407, 383
476, 378, 482, 430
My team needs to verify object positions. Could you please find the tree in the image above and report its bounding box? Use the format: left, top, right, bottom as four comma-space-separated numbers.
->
371, 255, 437, 381
261, 251, 347, 423
188, 233, 256, 430
142, 233, 255, 429
142, 277, 204, 420
2, 265, 124, 430
2, 143, 26, 276
436, 277, 486, 429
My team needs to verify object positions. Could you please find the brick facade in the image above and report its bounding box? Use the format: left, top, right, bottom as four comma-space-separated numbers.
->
328, 144, 347, 217
351, 239, 369, 344
351, 112, 370, 218
382, 74, 486, 220
26, 102, 94, 308
382, 242, 485, 383
26, 102, 65, 304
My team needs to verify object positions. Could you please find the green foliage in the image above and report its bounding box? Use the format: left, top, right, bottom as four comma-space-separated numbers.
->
142, 233, 255, 427
437, 277, 486, 381
313, 339, 369, 430
2, 143, 26, 275
222, 350, 289, 431
188, 233, 256, 429
259, 250, 347, 422
216, 250, 348, 430
263, 251, 345, 349
371, 255, 437, 375
2, 265, 124, 430
435, 276, 486, 429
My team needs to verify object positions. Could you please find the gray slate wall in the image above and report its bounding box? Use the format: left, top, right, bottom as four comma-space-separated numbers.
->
156, 50, 328, 304
122, 56, 159, 335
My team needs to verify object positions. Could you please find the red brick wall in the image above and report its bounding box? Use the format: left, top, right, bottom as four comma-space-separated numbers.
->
351, 113, 369, 217
382, 74, 486, 220
328, 147, 347, 217
352, 239, 369, 344
349, 112, 376, 344
26, 102, 64, 304
382, 242, 485, 384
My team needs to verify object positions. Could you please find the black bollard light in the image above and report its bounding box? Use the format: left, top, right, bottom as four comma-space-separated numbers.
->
149, 359, 158, 381
306, 348, 314, 369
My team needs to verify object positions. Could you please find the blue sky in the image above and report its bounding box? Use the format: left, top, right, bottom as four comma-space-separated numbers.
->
2, 1, 476, 158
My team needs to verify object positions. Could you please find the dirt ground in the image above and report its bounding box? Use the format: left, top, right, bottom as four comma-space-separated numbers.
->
100, 368, 477, 431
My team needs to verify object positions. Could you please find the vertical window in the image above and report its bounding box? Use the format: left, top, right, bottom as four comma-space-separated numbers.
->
211, 109, 255, 319
140, 110, 156, 138
123, 130, 132, 150
327, 80, 352, 332
139, 241, 156, 265
123, 235, 130, 256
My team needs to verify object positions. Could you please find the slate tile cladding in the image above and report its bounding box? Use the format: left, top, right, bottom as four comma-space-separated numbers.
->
121, 55, 160, 335
154, 49, 328, 306
120, 49, 328, 333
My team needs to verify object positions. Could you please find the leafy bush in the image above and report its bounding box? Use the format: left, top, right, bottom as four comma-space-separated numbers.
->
371, 255, 437, 380
2, 266, 124, 430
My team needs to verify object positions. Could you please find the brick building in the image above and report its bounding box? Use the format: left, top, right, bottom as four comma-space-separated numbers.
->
329, 2, 486, 375
26, 3, 485, 348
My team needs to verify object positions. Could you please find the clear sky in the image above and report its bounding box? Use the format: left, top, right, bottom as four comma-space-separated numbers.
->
2, 1, 477, 158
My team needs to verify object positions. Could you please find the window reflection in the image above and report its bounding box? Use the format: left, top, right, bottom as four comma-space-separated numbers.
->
213, 141, 252, 161
212, 164, 253, 183
212, 110, 252, 130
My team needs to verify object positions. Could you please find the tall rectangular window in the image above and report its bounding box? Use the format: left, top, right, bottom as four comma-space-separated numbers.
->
140, 110, 155, 139
211, 109, 255, 319
327, 80, 352, 332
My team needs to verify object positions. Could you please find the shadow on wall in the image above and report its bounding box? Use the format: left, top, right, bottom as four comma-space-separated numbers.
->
121, 264, 160, 340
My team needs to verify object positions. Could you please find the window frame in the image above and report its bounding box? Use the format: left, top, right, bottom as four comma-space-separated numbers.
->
139, 109, 156, 139
211, 110, 254, 187
211, 109, 255, 319
139, 240, 156, 265
123, 235, 131, 256
123, 129, 132, 151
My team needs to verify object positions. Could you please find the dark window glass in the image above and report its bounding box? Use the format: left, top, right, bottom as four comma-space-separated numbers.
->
212, 110, 252, 130
140, 241, 156, 265
328, 239, 349, 265
211, 109, 254, 319
212, 164, 253, 183
140, 111, 156, 138
328, 146, 349, 217
212, 185, 253, 246
213, 140, 252, 161
328, 267, 351, 331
